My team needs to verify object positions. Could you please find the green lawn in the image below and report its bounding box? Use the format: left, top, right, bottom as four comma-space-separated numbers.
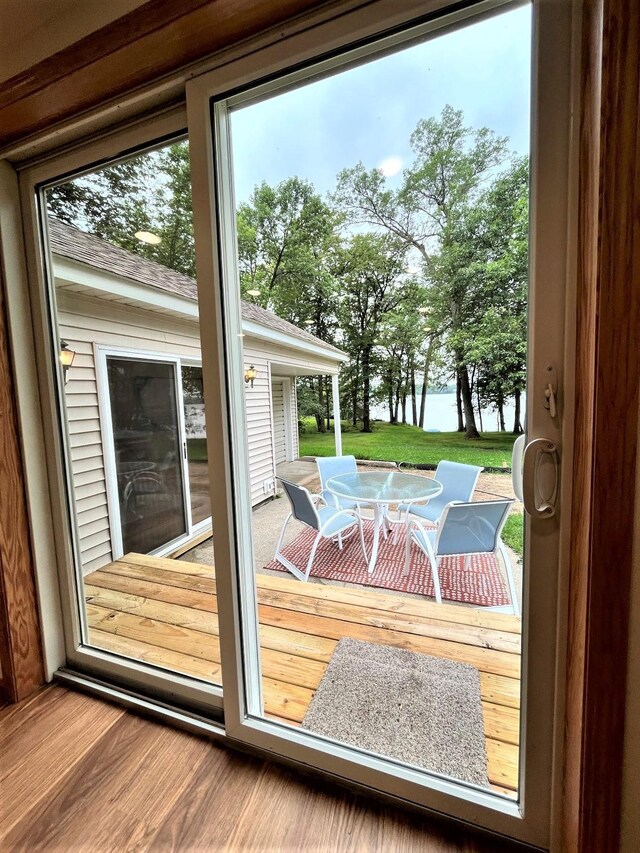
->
502, 511, 524, 556
186, 438, 208, 462
299, 420, 516, 469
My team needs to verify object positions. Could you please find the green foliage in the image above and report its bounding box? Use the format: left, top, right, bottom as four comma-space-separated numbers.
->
47, 108, 529, 443
186, 438, 208, 462
502, 512, 524, 556
299, 420, 516, 468
333, 105, 519, 440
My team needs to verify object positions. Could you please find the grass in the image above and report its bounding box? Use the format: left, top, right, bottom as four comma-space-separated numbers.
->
186, 438, 208, 462
502, 511, 524, 556
299, 420, 517, 469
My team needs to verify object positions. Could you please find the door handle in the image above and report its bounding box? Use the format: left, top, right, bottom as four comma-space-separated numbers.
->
522, 438, 558, 518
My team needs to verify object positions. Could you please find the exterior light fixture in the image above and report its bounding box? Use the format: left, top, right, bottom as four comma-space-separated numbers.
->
244, 364, 257, 388
246, 289, 260, 297
304, 319, 314, 325
59, 339, 76, 381
134, 230, 162, 245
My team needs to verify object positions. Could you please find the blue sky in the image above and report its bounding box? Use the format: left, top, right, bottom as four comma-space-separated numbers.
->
229, 3, 531, 204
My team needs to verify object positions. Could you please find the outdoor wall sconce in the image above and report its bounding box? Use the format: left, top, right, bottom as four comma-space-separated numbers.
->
244, 364, 257, 388
59, 339, 76, 382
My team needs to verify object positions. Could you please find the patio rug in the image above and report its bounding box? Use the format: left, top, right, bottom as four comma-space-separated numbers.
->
264, 520, 510, 606
302, 638, 489, 788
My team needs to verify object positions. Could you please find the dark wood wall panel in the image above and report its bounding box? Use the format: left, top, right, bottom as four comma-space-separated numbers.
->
563, 0, 640, 850
0, 264, 44, 702
0, 0, 329, 149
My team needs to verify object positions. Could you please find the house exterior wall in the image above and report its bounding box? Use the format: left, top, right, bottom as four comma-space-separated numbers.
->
270, 380, 287, 465
290, 380, 299, 459
56, 287, 338, 572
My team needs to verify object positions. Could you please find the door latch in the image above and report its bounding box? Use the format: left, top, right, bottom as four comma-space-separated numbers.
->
543, 364, 558, 418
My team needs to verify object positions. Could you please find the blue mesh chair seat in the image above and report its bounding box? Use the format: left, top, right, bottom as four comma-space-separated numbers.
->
404, 499, 519, 615
316, 455, 372, 512
397, 460, 483, 526
275, 478, 368, 582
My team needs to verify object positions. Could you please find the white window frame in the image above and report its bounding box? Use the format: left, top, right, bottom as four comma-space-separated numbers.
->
185, 0, 578, 846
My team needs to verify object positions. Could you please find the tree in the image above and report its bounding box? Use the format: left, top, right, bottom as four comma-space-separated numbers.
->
46, 141, 197, 277
436, 158, 528, 433
46, 156, 156, 252
334, 105, 510, 438
237, 177, 343, 427
337, 233, 408, 432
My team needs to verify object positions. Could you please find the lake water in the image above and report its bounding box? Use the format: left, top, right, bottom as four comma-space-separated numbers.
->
370, 392, 524, 433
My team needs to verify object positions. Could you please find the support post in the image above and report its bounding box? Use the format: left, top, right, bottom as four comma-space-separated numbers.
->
331, 373, 342, 456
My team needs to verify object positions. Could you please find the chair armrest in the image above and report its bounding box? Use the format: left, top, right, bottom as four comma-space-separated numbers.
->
318, 489, 339, 508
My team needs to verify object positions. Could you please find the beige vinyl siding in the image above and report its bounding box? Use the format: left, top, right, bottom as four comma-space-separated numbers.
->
56, 285, 343, 571
271, 380, 287, 465
290, 381, 299, 459
57, 290, 203, 574
241, 351, 275, 505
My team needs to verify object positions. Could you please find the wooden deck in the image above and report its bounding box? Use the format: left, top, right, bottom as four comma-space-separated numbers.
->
84, 553, 521, 796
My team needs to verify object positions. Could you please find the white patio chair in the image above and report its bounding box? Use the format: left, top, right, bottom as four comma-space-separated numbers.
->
316, 455, 363, 510
316, 454, 391, 538
275, 478, 368, 582
404, 498, 519, 615
394, 460, 483, 542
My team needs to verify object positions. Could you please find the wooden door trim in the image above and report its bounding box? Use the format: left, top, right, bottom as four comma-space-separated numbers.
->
0, 264, 44, 703
0, 0, 333, 151
563, 0, 640, 850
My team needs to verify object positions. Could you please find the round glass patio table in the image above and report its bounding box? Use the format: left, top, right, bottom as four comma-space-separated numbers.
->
326, 471, 442, 574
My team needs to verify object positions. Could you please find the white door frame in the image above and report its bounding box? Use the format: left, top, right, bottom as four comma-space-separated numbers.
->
271, 375, 293, 463
186, 0, 578, 845
94, 345, 200, 561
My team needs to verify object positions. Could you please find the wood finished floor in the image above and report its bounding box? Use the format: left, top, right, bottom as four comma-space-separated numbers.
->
83, 553, 521, 795
0, 685, 524, 852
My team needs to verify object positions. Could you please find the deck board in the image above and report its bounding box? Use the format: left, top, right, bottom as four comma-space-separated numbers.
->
84, 555, 522, 794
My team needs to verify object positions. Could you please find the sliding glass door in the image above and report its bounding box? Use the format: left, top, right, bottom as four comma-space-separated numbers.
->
185, 0, 575, 846
16, 0, 575, 844
21, 127, 223, 706
106, 356, 188, 555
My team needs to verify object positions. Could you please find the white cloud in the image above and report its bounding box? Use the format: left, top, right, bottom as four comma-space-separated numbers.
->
377, 155, 403, 177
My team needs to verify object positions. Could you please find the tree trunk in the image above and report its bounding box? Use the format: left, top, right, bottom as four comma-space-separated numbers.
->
401, 391, 407, 425
325, 376, 331, 431
394, 380, 401, 424
352, 356, 359, 427
410, 365, 417, 426
457, 360, 480, 439
512, 388, 523, 434
456, 371, 465, 432
387, 372, 395, 424
418, 341, 433, 430
497, 389, 506, 432
476, 385, 484, 433
316, 376, 325, 432
361, 346, 372, 433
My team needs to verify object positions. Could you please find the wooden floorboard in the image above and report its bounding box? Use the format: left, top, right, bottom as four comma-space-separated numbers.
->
0, 685, 523, 852
83, 554, 522, 794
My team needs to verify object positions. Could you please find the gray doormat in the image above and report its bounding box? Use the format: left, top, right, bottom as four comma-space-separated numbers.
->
302, 638, 489, 788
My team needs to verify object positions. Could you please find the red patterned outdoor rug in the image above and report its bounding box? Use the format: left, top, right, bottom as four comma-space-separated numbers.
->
264, 519, 510, 606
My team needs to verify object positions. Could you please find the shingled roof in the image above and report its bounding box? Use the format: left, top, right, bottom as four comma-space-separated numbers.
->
49, 218, 345, 357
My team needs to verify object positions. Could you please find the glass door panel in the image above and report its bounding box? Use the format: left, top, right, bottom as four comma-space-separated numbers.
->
186, 0, 574, 844
223, 0, 531, 795
33, 133, 222, 694
107, 357, 187, 554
